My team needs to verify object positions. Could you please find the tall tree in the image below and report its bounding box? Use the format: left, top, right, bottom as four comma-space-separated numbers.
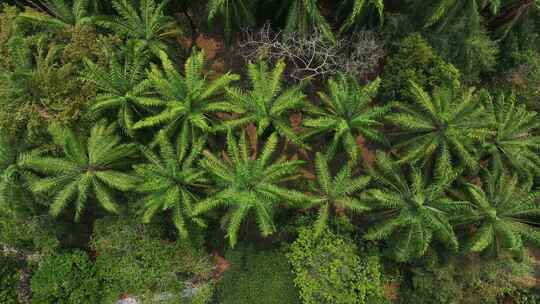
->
193, 131, 308, 247
362, 151, 467, 262
304, 76, 388, 163
133, 49, 239, 144
134, 130, 209, 238
223, 59, 306, 147
20, 120, 139, 221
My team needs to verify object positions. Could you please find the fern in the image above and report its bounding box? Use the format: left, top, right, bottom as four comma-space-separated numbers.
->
339, 0, 385, 33
96, 0, 183, 56
387, 81, 490, 178
207, 0, 256, 40
482, 93, 540, 181
19, 120, 139, 221
133, 49, 239, 145
134, 131, 209, 238
304, 76, 389, 163
19, 0, 94, 30
283, 0, 335, 42
82, 46, 155, 136
193, 131, 308, 247
306, 152, 370, 237
458, 169, 540, 258
362, 151, 467, 262
223, 59, 306, 147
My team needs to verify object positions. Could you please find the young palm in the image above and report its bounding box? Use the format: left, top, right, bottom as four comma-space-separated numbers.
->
482, 93, 540, 180
133, 50, 240, 144
193, 131, 308, 247
19, 0, 94, 31
362, 151, 467, 262
306, 152, 371, 237
96, 0, 182, 55
0, 135, 33, 214
387, 81, 489, 177
223, 60, 306, 147
19, 121, 139, 221
282, 0, 335, 42
134, 130, 209, 238
459, 169, 540, 258
82, 47, 155, 136
207, 0, 256, 40
304, 76, 388, 163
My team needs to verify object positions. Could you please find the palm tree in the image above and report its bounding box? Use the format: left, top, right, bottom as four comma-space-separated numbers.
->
339, 0, 385, 33
482, 93, 540, 180
223, 59, 306, 147
133, 49, 240, 144
18, 0, 94, 31
303, 76, 388, 163
82, 47, 156, 136
282, 0, 335, 42
363, 151, 467, 262
19, 120, 139, 221
458, 169, 540, 258
207, 0, 256, 40
306, 152, 370, 237
387, 81, 490, 178
95, 0, 183, 55
193, 131, 308, 247
134, 130, 209, 238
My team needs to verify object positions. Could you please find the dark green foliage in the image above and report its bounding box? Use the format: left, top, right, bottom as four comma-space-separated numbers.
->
20, 120, 139, 221
363, 151, 467, 262
458, 169, 540, 258
207, 0, 255, 40
288, 227, 388, 304
388, 81, 489, 175
216, 244, 300, 304
282, 0, 335, 42
0, 255, 20, 304
380, 34, 460, 101
134, 131, 209, 238
91, 216, 213, 303
339, 0, 384, 33
30, 250, 100, 304
304, 76, 388, 162
305, 152, 370, 237
194, 131, 308, 247
133, 49, 240, 144
224, 59, 306, 147
19, 0, 94, 31
399, 253, 536, 304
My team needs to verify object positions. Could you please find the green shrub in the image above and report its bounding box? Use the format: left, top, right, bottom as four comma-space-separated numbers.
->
30, 250, 100, 304
287, 227, 388, 304
380, 33, 460, 101
216, 244, 300, 304
91, 216, 214, 304
0, 255, 20, 304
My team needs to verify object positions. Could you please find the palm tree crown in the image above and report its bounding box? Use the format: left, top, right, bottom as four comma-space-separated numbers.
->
193, 131, 308, 247
134, 130, 209, 238
20, 120, 139, 221
19, 0, 94, 31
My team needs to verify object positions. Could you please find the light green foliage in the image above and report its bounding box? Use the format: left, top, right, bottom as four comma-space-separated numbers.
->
288, 227, 388, 304
0, 213, 59, 257
30, 250, 100, 304
207, 0, 255, 40
134, 49, 239, 144
304, 76, 388, 162
458, 169, 540, 258
224, 59, 306, 147
20, 120, 139, 221
283, 0, 335, 42
18, 0, 94, 31
380, 33, 460, 101
0, 134, 32, 215
96, 0, 183, 56
194, 131, 308, 247
305, 152, 370, 237
388, 81, 489, 175
400, 253, 537, 304
82, 46, 153, 135
91, 216, 214, 304
216, 245, 300, 304
0, 255, 20, 304
134, 130, 209, 238
482, 93, 540, 180
362, 151, 467, 262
